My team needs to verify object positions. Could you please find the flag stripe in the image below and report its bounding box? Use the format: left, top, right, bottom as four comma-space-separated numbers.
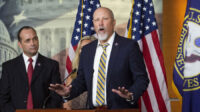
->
141, 98, 148, 112
146, 32, 168, 95
146, 79, 159, 111
66, 44, 76, 76
144, 65, 159, 112
66, 56, 72, 74
142, 91, 153, 112
141, 41, 160, 112
151, 30, 167, 82
147, 30, 171, 110
142, 36, 168, 112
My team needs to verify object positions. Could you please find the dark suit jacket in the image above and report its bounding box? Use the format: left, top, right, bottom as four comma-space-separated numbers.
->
0, 54, 63, 112
68, 33, 149, 109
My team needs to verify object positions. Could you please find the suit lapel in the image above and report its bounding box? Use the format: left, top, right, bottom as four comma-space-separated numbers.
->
87, 40, 98, 83
31, 54, 44, 83
107, 34, 120, 83
17, 55, 29, 85
88, 40, 98, 72
87, 40, 98, 105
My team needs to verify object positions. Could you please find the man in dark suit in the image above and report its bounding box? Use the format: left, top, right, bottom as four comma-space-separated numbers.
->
49, 7, 149, 109
0, 26, 63, 112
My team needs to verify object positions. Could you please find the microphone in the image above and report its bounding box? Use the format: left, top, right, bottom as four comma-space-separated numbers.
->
42, 93, 51, 109
62, 69, 77, 84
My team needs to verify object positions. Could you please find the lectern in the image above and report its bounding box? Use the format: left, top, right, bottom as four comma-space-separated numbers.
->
16, 109, 139, 112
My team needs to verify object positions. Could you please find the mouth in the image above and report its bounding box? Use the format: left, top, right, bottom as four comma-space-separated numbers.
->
30, 47, 37, 50
98, 27, 105, 32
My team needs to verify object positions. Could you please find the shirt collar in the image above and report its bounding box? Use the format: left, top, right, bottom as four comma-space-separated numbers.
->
22, 53, 39, 63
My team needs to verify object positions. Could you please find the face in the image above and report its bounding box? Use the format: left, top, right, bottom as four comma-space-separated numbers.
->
79, 39, 92, 53
93, 8, 116, 43
18, 29, 39, 57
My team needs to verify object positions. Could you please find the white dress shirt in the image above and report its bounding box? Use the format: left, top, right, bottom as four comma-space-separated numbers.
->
22, 53, 38, 72
92, 33, 115, 106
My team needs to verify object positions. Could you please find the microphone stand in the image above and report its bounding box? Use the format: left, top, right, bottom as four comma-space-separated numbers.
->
42, 94, 51, 109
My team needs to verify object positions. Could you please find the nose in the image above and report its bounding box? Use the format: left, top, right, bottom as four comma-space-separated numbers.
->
99, 19, 103, 26
30, 39, 36, 46
29, 40, 33, 45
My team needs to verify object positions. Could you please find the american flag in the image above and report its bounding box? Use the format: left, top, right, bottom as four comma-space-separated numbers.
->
125, 0, 171, 112
66, 0, 101, 77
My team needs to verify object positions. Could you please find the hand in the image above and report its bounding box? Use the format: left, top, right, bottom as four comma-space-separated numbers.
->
112, 86, 133, 100
49, 83, 72, 97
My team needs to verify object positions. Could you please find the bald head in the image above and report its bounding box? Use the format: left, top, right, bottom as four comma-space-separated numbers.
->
93, 7, 115, 20
92, 7, 116, 44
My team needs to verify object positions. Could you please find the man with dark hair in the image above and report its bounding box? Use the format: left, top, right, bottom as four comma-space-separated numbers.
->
50, 7, 149, 109
0, 26, 63, 112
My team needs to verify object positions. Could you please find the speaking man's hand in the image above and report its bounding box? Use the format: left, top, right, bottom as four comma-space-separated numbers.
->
49, 84, 72, 97
112, 86, 133, 100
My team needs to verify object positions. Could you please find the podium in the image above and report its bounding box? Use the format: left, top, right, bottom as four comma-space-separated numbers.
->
16, 109, 139, 112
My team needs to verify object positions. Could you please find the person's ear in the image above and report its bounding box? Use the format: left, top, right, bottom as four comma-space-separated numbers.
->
113, 19, 116, 26
18, 41, 22, 49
